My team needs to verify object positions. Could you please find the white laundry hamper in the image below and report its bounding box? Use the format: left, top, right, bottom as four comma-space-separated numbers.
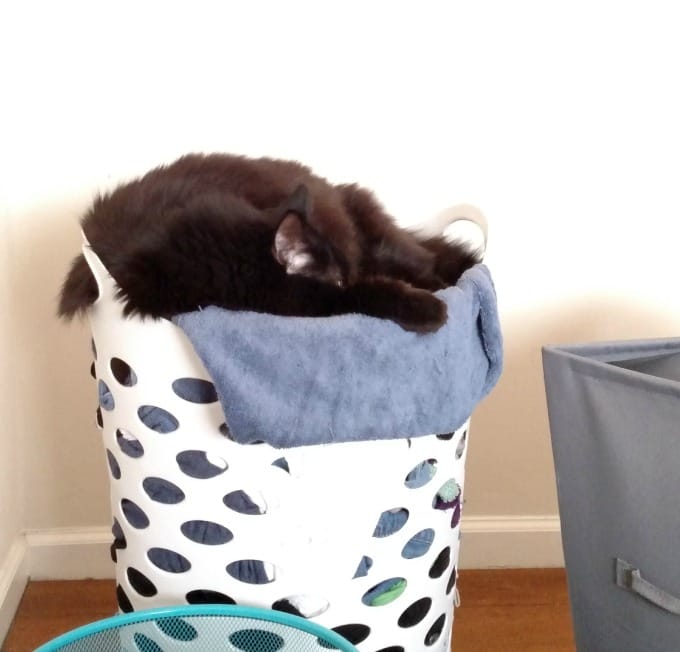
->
83, 230, 490, 652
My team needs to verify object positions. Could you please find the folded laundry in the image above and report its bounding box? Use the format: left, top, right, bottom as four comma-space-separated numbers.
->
173, 264, 502, 448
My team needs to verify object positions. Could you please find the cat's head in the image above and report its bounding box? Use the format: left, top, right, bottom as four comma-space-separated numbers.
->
272, 185, 348, 287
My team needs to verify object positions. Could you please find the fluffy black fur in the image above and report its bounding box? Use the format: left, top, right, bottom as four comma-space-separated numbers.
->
59, 153, 479, 333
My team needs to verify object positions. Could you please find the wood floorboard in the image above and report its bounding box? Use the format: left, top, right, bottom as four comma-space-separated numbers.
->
2, 570, 575, 651
2, 580, 117, 652
453, 569, 575, 651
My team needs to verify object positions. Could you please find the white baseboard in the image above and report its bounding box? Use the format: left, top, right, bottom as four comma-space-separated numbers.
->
25, 527, 115, 581
0, 515, 563, 639
460, 515, 564, 568
0, 537, 29, 645
19, 517, 562, 580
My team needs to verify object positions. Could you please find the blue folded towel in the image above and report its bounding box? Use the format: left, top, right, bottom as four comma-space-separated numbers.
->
173, 264, 502, 448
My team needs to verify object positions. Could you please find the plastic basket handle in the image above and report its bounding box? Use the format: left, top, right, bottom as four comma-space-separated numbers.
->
418, 204, 489, 260
615, 558, 680, 616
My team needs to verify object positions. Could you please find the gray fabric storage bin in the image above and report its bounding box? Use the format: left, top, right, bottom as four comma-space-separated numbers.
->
543, 338, 680, 652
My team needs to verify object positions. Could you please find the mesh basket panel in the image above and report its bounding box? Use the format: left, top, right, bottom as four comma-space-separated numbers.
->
40, 610, 357, 652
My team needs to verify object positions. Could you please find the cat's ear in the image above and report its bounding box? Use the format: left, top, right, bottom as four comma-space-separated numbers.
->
281, 184, 312, 221
273, 185, 318, 273
273, 212, 317, 273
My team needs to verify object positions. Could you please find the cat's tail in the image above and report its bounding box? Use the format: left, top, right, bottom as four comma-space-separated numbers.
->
417, 204, 488, 261
57, 253, 99, 319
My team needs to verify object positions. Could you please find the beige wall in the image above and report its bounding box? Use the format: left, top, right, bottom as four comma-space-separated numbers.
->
0, 209, 22, 562
2, 2, 680, 556
7, 199, 110, 530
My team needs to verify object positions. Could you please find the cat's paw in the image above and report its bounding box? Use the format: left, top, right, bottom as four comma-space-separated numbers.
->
348, 278, 447, 333
396, 290, 448, 333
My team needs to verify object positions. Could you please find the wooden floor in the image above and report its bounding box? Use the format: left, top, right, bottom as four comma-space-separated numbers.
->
2, 569, 575, 651
454, 569, 575, 651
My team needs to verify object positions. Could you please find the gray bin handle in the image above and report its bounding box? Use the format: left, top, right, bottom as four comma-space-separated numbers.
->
616, 558, 680, 616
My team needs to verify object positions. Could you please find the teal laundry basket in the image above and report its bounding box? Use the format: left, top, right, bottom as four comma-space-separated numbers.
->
34, 605, 358, 652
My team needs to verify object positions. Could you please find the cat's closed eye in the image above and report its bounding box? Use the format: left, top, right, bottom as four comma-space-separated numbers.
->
290, 258, 346, 288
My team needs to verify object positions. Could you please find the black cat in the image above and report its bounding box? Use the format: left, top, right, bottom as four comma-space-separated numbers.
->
58, 153, 480, 332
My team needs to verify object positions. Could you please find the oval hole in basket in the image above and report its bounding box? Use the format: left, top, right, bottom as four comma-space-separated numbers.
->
176, 450, 228, 479
353, 555, 373, 578
121, 499, 149, 529
429, 546, 451, 579
432, 479, 461, 509
218, 423, 263, 444
456, 430, 468, 459
172, 377, 218, 404
272, 594, 329, 618
96, 406, 103, 428
433, 479, 462, 529
133, 633, 163, 652
372, 508, 409, 538
138, 405, 179, 434
116, 585, 133, 613
110, 518, 127, 561
147, 547, 191, 573
376, 647, 405, 652
450, 501, 462, 529
156, 617, 198, 641
181, 520, 233, 545
271, 457, 290, 473
111, 518, 126, 547
116, 429, 144, 458
106, 450, 121, 480
327, 624, 371, 646
446, 566, 458, 595
110, 357, 137, 387
223, 490, 266, 515
90, 361, 96, 379
126, 567, 157, 597
361, 578, 407, 606
186, 589, 236, 605
98, 380, 114, 411
398, 597, 432, 628
226, 560, 275, 584
436, 431, 454, 441
424, 613, 447, 647
404, 459, 437, 489
229, 629, 284, 652
401, 528, 435, 559
142, 476, 185, 504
